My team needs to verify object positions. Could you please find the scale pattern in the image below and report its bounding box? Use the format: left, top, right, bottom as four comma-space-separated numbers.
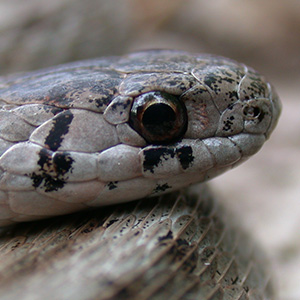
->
0, 50, 281, 226
0, 51, 281, 299
0, 186, 274, 300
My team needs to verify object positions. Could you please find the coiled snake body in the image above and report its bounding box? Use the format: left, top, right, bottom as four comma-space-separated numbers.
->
0, 50, 281, 299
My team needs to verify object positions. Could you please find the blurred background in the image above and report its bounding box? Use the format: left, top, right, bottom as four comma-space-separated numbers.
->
0, 0, 299, 299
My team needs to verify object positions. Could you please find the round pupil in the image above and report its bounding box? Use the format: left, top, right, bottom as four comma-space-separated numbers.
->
142, 103, 176, 135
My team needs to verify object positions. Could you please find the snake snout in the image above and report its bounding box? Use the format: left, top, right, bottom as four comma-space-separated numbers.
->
265, 83, 282, 139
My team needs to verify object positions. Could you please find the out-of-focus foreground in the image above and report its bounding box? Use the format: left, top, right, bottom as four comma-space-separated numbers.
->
0, 1, 299, 299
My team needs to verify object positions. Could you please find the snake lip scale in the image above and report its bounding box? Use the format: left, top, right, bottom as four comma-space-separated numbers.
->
0, 49, 281, 226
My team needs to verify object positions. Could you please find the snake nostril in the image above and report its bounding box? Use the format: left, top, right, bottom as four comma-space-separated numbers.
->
243, 105, 261, 119
129, 91, 187, 145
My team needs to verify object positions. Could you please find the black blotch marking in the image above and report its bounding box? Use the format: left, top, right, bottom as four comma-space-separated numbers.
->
223, 116, 235, 131
31, 173, 65, 192
31, 148, 52, 188
204, 71, 237, 95
30, 149, 74, 192
250, 80, 267, 96
44, 110, 74, 151
36, 148, 52, 172
111, 98, 132, 110
154, 183, 171, 193
143, 145, 194, 173
91, 82, 119, 109
204, 74, 220, 93
158, 230, 174, 242
31, 172, 43, 188
143, 147, 175, 173
106, 219, 119, 228
107, 181, 118, 190
228, 90, 238, 100
110, 97, 132, 118
176, 146, 194, 170
53, 152, 74, 175
222, 77, 235, 84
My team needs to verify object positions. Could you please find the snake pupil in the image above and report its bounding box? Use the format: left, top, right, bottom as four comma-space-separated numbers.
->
142, 103, 176, 135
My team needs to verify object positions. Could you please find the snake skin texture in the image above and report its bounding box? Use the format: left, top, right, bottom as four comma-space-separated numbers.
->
0, 50, 281, 226
0, 50, 281, 299
0, 185, 274, 300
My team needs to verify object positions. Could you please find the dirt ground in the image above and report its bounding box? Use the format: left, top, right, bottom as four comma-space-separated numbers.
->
0, 1, 299, 299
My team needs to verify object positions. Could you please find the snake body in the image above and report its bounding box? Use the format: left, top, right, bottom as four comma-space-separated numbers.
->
0, 50, 281, 299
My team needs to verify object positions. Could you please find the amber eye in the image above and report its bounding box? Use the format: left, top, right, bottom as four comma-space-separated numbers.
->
129, 91, 187, 144
243, 105, 261, 119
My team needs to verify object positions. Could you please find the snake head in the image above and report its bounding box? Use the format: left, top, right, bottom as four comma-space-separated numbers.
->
105, 50, 282, 198
0, 50, 282, 222
107, 50, 281, 148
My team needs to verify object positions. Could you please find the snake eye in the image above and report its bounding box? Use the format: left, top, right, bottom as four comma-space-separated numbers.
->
243, 105, 261, 120
129, 91, 187, 144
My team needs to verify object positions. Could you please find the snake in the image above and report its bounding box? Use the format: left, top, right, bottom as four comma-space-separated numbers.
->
0, 50, 281, 299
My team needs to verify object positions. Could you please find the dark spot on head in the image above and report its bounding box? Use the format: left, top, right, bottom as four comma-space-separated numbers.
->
223, 119, 234, 131
107, 181, 118, 190
204, 75, 218, 91
176, 146, 194, 170
143, 147, 175, 173
36, 148, 52, 171
31, 172, 43, 188
53, 152, 74, 175
44, 110, 74, 151
31, 173, 66, 192
30, 149, 73, 192
228, 90, 238, 100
